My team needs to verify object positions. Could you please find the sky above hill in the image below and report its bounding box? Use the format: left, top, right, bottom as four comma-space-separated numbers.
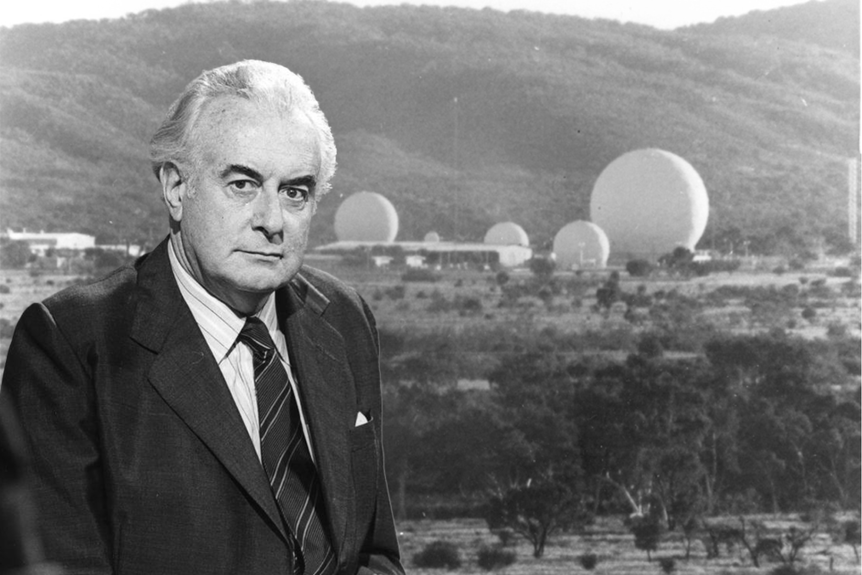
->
0, 0, 820, 30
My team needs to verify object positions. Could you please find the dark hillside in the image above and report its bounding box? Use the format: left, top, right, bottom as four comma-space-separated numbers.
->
0, 1, 857, 253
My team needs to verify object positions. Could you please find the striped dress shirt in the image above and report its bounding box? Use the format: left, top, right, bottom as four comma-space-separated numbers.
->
167, 241, 315, 462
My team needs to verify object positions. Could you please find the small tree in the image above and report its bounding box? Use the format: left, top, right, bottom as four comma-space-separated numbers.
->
0, 240, 32, 269
658, 557, 676, 574
626, 259, 653, 277
659, 247, 695, 275
596, 273, 621, 313
476, 545, 516, 571
780, 526, 815, 565
682, 516, 703, 559
844, 520, 860, 563
630, 514, 663, 562
413, 540, 461, 569
529, 256, 556, 280
486, 480, 591, 558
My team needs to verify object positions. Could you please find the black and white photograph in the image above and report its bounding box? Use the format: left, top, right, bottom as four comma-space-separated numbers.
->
0, 1, 859, 574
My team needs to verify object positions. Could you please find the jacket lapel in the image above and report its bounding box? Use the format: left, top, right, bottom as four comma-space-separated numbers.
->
129, 240, 289, 543
280, 281, 353, 564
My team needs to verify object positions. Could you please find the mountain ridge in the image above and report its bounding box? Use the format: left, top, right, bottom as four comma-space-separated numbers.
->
0, 0, 857, 255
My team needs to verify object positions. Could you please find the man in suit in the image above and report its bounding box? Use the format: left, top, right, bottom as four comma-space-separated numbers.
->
1, 60, 404, 575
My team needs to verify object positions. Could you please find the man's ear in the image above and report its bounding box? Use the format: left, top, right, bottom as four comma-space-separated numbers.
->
160, 163, 187, 222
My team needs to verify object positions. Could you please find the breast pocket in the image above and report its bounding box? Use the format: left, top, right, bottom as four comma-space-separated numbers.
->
350, 417, 377, 452
349, 419, 379, 523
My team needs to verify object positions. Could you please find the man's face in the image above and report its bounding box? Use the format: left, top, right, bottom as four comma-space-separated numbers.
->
168, 97, 321, 314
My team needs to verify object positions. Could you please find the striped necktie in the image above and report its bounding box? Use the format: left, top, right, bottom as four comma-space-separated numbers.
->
239, 317, 336, 575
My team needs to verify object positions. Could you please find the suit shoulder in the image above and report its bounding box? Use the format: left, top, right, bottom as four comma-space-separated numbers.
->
41, 264, 138, 327
297, 265, 364, 309
294, 265, 378, 334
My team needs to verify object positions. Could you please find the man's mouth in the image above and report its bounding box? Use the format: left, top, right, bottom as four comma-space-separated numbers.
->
241, 250, 282, 259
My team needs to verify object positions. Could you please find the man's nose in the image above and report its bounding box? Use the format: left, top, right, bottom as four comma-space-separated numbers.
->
252, 186, 284, 238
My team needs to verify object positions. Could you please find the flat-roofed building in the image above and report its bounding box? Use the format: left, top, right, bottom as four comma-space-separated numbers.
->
6, 229, 96, 256
314, 240, 533, 269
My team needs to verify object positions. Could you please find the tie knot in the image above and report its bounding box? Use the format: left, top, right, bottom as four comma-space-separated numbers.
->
238, 317, 276, 361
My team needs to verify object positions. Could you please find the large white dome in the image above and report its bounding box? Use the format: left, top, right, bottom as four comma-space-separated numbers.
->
590, 149, 709, 258
334, 191, 399, 242
553, 221, 610, 269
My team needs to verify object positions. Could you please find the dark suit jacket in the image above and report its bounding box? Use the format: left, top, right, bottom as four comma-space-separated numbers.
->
1, 239, 404, 575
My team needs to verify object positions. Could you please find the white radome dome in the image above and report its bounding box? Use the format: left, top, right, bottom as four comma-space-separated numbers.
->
483, 222, 529, 247
590, 149, 709, 258
553, 221, 610, 269
334, 191, 399, 242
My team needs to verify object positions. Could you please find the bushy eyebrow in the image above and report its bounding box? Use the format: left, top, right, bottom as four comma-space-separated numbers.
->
219, 164, 263, 181
288, 175, 317, 191
219, 165, 316, 191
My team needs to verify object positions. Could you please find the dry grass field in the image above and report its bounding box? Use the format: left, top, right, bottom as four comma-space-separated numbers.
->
314, 259, 861, 343
0, 263, 859, 574
396, 516, 859, 575
2, 259, 860, 373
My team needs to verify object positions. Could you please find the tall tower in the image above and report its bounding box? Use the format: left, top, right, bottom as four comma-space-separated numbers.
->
849, 156, 861, 246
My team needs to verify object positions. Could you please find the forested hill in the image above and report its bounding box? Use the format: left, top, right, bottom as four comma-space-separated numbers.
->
687, 0, 859, 57
0, 0, 858, 254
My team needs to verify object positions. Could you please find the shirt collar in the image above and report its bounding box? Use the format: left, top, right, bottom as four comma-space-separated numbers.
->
168, 240, 278, 361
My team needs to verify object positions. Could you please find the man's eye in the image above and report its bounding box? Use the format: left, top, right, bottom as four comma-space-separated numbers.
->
229, 180, 258, 195
283, 187, 309, 203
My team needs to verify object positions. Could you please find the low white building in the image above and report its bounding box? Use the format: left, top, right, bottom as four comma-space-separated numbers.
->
6, 229, 96, 256
313, 240, 533, 269
98, 243, 145, 257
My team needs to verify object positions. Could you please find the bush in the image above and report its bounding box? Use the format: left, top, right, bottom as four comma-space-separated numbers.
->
578, 553, 599, 570
626, 259, 654, 277
658, 557, 676, 574
788, 258, 806, 271
427, 292, 451, 313
457, 296, 483, 314
826, 322, 848, 337
413, 540, 462, 569
401, 268, 440, 283
706, 259, 741, 273
630, 516, 663, 561
528, 256, 555, 279
0, 284, 10, 294
637, 333, 665, 358
0, 318, 15, 338
801, 306, 817, 321
476, 546, 516, 571
492, 528, 516, 547
385, 284, 406, 300
841, 279, 861, 298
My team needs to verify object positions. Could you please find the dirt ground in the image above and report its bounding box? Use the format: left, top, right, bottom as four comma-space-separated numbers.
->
397, 517, 860, 575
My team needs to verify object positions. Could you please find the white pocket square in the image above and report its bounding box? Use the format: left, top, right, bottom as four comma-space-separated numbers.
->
355, 411, 370, 427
